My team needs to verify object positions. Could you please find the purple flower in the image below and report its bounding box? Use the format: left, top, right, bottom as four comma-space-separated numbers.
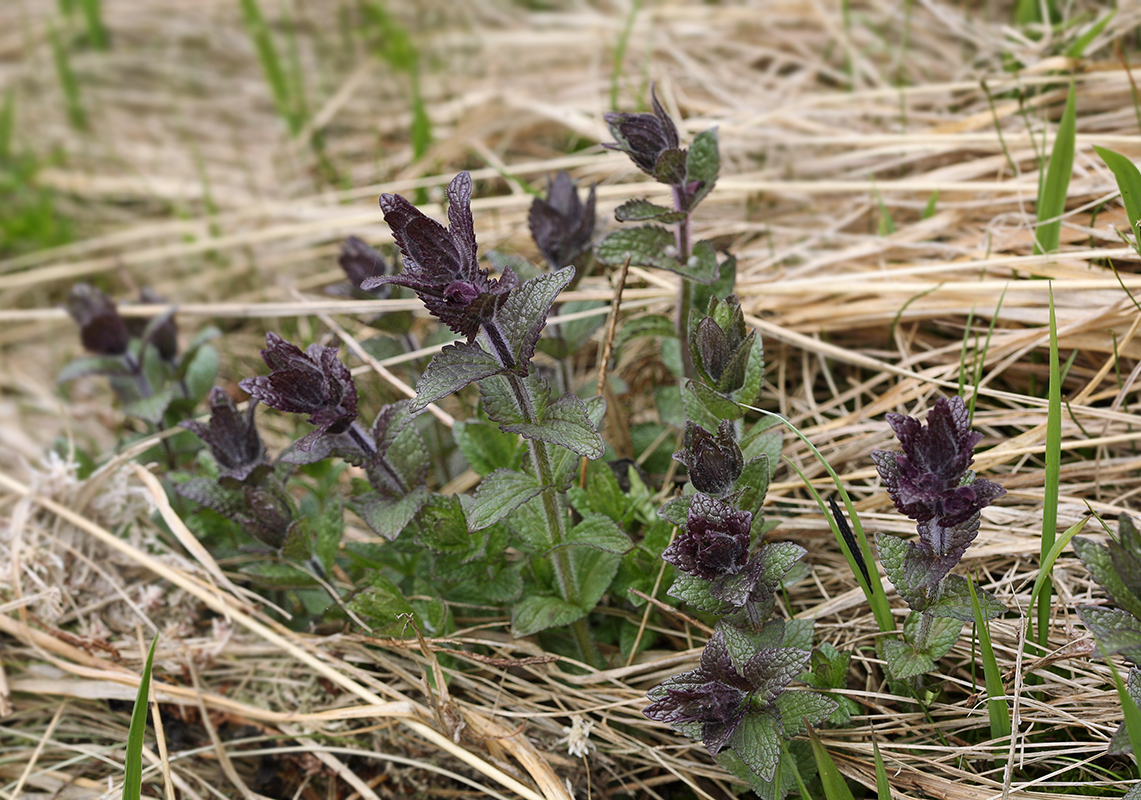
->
528, 171, 596, 270
239, 332, 359, 451
603, 86, 683, 181
674, 421, 743, 497
362, 172, 517, 340
66, 284, 130, 356
663, 493, 752, 580
644, 631, 751, 755
181, 387, 265, 481
871, 395, 1004, 527
644, 629, 815, 768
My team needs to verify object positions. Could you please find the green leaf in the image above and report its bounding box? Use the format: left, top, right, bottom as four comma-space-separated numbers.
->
1034, 83, 1076, 256
882, 637, 936, 680
501, 392, 605, 458
315, 496, 343, 573
124, 388, 175, 425
730, 710, 782, 783
412, 341, 503, 412
239, 561, 313, 587
735, 454, 771, 518
685, 128, 720, 209
571, 547, 621, 612
615, 313, 676, 351
182, 342, 219, 404
122, 636, 158, 800
558, 512, 633, 555
1106, 658, 1141, 769
1064, 10, 1115, 59
550, 395, 606, 485
614, 198, 687, 224
687, 239, 721, 285
668, 572, 729, 614
657, 495, 691, 527
968, 569, 1011, 743
553, 300, 607, 354
1076, 606, 1141, 662
478, 372, 534, 428
348, 575, 417, 634
927, 574, 1005, 622
469, 469, 545, 530
496, 266, 575, 370
1036, 284, 1062, 648
682, 379, 742, 424
1095, 145, 1141, 254
58, 355, 133, 383
595, 225, 677, 270
653, 148, 687, 185
1074, 536, 1141, 619
776, 691, 838, 738
511, 593, 587, 638
413, 494, 482, 560
351, 487, 428, 542
454, 419, 521, 475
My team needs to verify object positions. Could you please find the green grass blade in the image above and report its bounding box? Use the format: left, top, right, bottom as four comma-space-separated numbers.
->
49, 25, 87, 131
808, 726, 856, 800
1034, 84, 1076, 256
1029, 516, 1088, 624
783, 741, 816, 800
968, 571, 1011, 744
610, 0, 642, 110
1064, 10, 1115, 59
123, 636, 159, 800
240, 0, 300, 135
78, 0, 108, 50
1036, 285, 1062, 650
873, 739, 891, 800
1095, 145, 1141, 256
967, 284, 1008, 420
751, 404, 893, 633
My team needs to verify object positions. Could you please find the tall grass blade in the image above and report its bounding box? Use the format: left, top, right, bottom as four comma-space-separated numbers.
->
78, 0, 108, 50
1094, 145, 1141, 256
873, 739, 891, 800
808, 726, 856, 800
968, 570, 1011, 746
1064, 10, 1115, 59
0, 90, 14, 162
123, 636, 159, 800
49, 26, 87, 131
1036, 285, 1062, 649
754, 405, 893, 633
1029, 516, 1088, 625
240, 0, 300, 135
967, 284, 1008, 420
1034, 83, 1076, 256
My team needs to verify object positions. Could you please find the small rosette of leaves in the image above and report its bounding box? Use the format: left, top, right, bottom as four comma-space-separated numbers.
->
180, 387, 266, 483
1075, 513, 1141, 663
644, 624, 835, 787
872, 395, 1007, 679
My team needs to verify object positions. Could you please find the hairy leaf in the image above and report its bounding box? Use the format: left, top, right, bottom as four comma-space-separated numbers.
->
412, 340, 503, 412
352, 487, 428, 542
614, 198, 688, 224
468, 468, 545, 530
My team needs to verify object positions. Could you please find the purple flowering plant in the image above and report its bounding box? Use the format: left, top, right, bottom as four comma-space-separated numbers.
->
871, 395, 1007, 680
61, 283, 220, 436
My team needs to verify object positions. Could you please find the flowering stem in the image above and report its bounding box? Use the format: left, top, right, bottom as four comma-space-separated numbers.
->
671, 185, 695, 379
507, 372, 601, 667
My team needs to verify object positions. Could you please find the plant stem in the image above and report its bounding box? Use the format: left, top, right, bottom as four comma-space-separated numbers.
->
507, 373, 602, 667
671, 186, 696, 379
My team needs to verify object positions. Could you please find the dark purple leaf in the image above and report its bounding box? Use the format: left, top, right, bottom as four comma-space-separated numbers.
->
529, 171, 596, 269
603, 85, 683, 179
181, 387, 265, 481
239, 332, 359, 450
663, 492, 751, 580
674, 420, 743, 497
364, 172, 517, 340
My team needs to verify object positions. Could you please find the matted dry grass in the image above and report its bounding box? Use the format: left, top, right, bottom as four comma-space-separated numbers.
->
3, 1, 1141, 798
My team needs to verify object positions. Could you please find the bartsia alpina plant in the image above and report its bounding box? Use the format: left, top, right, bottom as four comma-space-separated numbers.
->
529, 170, 596, 271
872, 395, 1006, 680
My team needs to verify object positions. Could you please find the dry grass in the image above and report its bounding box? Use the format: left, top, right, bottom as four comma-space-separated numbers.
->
2, 1, 1141, 798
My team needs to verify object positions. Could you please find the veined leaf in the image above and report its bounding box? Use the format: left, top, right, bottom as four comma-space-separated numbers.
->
469, 468, 545, 530
614, 198, 687, 224
412, 341, 503, 412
